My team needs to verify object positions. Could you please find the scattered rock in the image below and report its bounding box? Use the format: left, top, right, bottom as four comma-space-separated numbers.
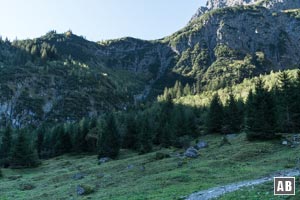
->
76, 186, 85, 196
184, 147, 199, 158
177, 160, 186, 168
19, 183, 35, 191
126, 164, 135, 170
98, 157, 111, 165
72, 173, 85, 180
226, 134, 237, 140
282, 141, 288, 145
97, 173, 105, 178
155, 152, 171, 160
194, 141, 208, 150
140, 165, 145, 171
76, 185, 94, 196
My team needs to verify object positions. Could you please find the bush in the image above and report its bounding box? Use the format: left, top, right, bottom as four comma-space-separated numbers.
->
155, 152, 170, 160
77, 184, 95, 196
174, 135, 193, 148
246, 132, 279, 141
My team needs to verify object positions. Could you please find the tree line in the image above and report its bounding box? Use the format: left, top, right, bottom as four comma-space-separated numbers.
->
1, 70, 299, 168
206, 70, 300, 140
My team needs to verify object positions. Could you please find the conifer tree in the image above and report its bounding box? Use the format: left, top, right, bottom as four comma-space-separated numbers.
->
123, 113, 138, 149
36, 127, 44, 158
277, 71, 293, 132
10, 130, 39, 168
138, 115, 153, 154
0, 125, 12, 167
291, 70, 300, 132
223, 94, 243, 133
174, 81, 183, 98
206, 93, 223, 133
246, 78, 277, 140
74, 118, 89, 152
183, 84, 191, 96
98, 114, 120, 159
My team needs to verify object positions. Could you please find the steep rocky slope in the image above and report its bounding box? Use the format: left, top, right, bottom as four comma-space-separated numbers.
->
191, 0, 300, 22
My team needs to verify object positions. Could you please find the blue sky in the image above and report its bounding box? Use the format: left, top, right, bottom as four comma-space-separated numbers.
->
0, 0, 206, 41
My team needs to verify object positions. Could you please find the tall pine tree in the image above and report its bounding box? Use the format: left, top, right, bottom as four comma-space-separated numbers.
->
0, 125, 12, 167
206, 93, 223, 134
98, 114, 120, 159
246, 78, 277, 140
10, 130, 39, 168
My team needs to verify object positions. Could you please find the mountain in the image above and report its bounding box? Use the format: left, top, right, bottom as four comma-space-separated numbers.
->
190, 0, 300, 22
1, 0, 300, 127
163, 0, 300, 88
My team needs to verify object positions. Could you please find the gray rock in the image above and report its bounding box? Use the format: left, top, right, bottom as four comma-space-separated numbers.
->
72, 173, 85, 180
99, 157, 111, 164
126, 164, 135, 170
191, 0, 300, 22
226, 134, 237, 140
19, 183, 35, 191
282, 140, 288, 145
76, 184, 94, 196
76, 185, 85, 196
184, 147, 199, 158
195, 141, 208, 150
97, 173, 105, 178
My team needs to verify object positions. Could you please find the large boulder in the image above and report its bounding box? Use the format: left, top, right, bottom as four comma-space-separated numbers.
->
194, 141, 208, 150
184, 147, 199, 158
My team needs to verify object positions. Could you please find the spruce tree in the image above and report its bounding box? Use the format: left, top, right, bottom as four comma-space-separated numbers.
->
183, 84, 191, 96
291, 70, 300, 132
0, 125, 12, 167
98, 114, 120, 159
277, 71, 293, 132
10, 130, 39, 168
73, 118, 89, 153
138, 115, 153, 154
123, 113, 138, 149
36, 127, 44, 159
206, 93, 223, 134
246, 78, 277, 140
223, 94, 243, 133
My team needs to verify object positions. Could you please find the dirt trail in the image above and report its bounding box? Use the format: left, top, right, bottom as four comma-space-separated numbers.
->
185, 169, 300, 200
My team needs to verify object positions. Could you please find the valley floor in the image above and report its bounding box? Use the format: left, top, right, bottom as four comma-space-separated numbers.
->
0, 133, 299, 200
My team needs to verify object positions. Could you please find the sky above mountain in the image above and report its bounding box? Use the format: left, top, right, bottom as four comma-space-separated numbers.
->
0, 0, 206, 41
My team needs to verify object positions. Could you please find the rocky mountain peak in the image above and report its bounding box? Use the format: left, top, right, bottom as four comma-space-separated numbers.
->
191, 0, 300, 22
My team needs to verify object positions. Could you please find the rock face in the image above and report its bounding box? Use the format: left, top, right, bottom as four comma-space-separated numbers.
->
191, 0, 300, 21
171, 3, 300, 74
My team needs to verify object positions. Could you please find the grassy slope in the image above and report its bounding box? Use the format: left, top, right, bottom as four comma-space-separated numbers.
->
0, 133, 299, 200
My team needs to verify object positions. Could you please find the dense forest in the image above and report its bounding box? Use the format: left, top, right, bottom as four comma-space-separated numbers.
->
1, 70, 299, 168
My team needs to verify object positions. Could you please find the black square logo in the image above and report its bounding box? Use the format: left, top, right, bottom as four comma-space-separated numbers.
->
274, 177, 295, 195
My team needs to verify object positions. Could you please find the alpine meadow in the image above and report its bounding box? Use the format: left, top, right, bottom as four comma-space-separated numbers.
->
1, 0, 300, 199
